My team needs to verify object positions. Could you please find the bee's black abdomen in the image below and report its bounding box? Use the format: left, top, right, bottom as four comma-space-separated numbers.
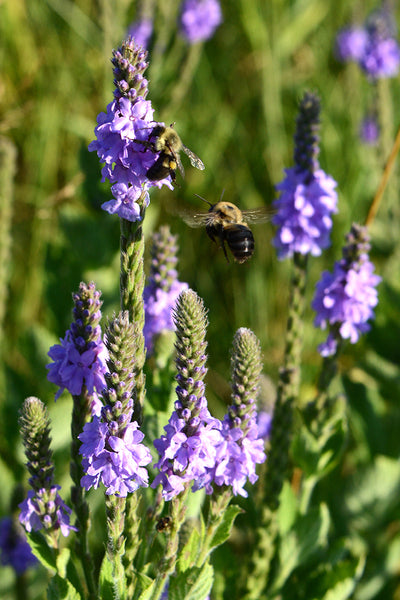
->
226, 225, 255, 263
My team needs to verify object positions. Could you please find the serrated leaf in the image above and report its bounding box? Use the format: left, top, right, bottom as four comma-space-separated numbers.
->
169, 563, 214, 600
136, 578, 155, 600
274, 503, 330, 590
210, 505, 242, 550
178, 526, 201, 572
47, 574, 82, 600
25, 530, 57, 573
99, 554, 127, 600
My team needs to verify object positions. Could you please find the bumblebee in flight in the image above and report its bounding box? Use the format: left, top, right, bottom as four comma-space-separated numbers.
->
182, 196, 272, 264
133, 123, 205, 184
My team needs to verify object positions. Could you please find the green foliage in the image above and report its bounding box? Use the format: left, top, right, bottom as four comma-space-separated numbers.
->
2, 0, 400, 599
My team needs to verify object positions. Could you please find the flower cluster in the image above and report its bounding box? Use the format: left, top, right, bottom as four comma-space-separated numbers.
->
47, 282, 107, 401
19, 487, 75, 538
312, 224, 381, 357
144, 226, 188, 354
0, 517, 37, 574
152, 290, 222, 500
88, 38, 173, 221
18, 397, 76, 539
79, 312, 152, 496
194, 328, 266, 497
272, 92, 338, 259
335, 6, 400, 79
179, 0, 223, 44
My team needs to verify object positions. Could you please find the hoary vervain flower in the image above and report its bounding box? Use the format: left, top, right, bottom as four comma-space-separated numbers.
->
152, 290, 222, 501
193, 328, 266, 497
144, 226, 188, 354
18, 398, 76, 541
335, 5, 400, 80
88, 38, 173, 222
272, 92, 338, 259
79, 312, 152, 496
360, 114, 380, 145
46, 282, 107, 401
179, 0, 223, 44
312, 224, 381, 357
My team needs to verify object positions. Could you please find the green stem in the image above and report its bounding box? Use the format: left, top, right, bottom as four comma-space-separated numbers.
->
70, 389, 97, 599
244, 252, 308, 598
119, 210, 147, 424
196, 489, 232, 567
105, 495, 127, 598
148, 486, 190, 600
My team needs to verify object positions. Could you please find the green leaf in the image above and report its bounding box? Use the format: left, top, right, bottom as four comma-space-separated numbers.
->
25, 530, 57, 573
99, 553, 127, 600
135, 574, 155, 600
210, 505, 243, 550
343, 455, 400, 533
178, 525, 201, 572
169, 563, 214, 600
274, 503, 330, 590
47, 575, 82, 600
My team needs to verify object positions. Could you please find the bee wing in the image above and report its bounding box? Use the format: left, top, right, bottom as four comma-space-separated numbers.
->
241, 207, 274, 224
182, 145, 205, 170
180, 210, 210, 228
175, 152, 185, 178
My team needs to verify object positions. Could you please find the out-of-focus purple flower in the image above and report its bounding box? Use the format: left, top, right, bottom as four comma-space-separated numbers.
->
257, 410, 272, 439
359, 115, 380, 145
144, 226, 188, 354
335, 27, 369, 62
0, 517, 37, 574
193, 329, 266, 498
152, 290, 223, 500
179, 0, 222, 44
312, 224, 381, 357
19, 487, 76, 538
89, 38, 173, 221
46, 283, 107, 401
335, 6, 400, 80
273, 93, 338, 260
360, 36, 400, 78
79, 406, 152, 496
128, 18, 153, 50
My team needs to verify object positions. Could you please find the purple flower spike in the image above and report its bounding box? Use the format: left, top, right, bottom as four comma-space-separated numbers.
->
179, 0, 223, 44
193, 328, 266, 498
46, 282, 107, 401
79, 312, 152, 496
89, 38, 174, 220
312, 224, 381, 357
272, 93, 338, 260
152, 290, 223, 500
144, 226, 188, 354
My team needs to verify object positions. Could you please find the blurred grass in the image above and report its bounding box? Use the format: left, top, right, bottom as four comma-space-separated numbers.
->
1, 0, 400, 597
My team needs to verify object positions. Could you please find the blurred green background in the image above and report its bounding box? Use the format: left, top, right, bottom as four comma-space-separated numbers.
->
1, 0, 400, 598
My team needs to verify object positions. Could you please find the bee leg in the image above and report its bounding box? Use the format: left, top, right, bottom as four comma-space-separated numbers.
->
220, 238, 230, 263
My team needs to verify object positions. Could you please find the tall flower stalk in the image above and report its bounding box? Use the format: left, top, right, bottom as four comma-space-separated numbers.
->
149, 289, 221, 599
246, 92, 338, 598
18, 398, 76, 550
